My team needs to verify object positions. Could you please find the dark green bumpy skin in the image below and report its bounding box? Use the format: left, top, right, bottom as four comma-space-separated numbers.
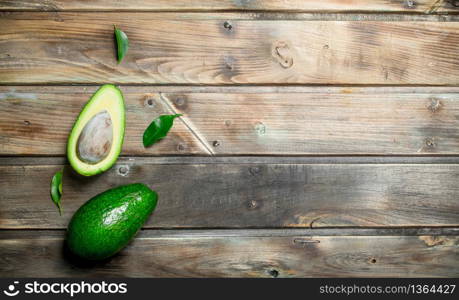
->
66, 183, 158, 260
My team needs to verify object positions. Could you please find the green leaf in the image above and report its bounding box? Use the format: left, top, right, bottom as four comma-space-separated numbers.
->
143, 114, 182, 147
114, 25, 129, 64
50, 170, 63, 215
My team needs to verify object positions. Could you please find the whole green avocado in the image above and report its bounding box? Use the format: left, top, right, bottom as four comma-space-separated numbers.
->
67, 183, 158, 260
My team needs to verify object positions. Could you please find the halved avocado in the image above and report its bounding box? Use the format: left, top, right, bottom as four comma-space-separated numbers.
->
67, 84, 125, 176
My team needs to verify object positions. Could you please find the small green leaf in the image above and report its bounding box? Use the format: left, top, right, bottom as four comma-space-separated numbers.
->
143, 114, 182, 147
50, 170, 63, 215
114, 25, 129, 64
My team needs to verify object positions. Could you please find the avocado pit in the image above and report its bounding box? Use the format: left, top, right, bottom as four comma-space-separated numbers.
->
77, 110, 113, 164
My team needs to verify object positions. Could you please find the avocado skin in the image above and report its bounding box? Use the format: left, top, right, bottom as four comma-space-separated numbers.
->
67, 183, 157, 260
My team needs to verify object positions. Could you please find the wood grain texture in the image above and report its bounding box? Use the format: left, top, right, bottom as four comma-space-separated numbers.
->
1, 161, 458, 229
0, 86, 208, 156
1, 13, 459, 85
1, 86, 459, 155
3, 156, 459, 166
1, 0, 459, 13
0, 230, 457, 277
161, 91, 459, 155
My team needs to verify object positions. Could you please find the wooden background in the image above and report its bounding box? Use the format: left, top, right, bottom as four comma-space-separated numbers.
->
1, 0, 459, 277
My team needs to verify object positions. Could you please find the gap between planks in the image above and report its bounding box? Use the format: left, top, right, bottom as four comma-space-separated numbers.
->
2, 156, 459, 166
1, 228, 459, 238
0, 12, 458, 21
3, 86, 459, 93
0, 3, 458, 15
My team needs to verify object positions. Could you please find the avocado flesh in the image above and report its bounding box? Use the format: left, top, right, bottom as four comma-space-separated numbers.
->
66, 183, 158, 260
67, 84, 125, 176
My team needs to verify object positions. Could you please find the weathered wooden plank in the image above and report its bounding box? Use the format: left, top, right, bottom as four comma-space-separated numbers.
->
161, 92, 459, 155
2, 156, 459, 166
2, 86, 459, 155
1, 162, 458, 228
0, 86, 208, 156
1, 13, 458, 85
5, 86, 459, 95
4, 228, 459, 238
1, 0, 459, 13
0, 230, 457, 277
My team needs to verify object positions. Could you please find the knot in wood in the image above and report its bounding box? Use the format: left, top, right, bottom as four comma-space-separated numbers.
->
427, 98, 442, 113
175, 97, 186, 107
272, 41, 293, 69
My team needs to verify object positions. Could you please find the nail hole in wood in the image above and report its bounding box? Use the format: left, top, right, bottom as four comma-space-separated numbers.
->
269, 269, 279, 278
249, 166, 261, 176
145, 98, 155, 108
254, 122, 266, 136
425, 138, 436, 148
24, 120, 31, 126
370, 258, 377, 264
118, 165, 129, 176
213, 141, 220, 147
247, 200, 257, 209
405, 0, 416, 8
223, 21, 233, 31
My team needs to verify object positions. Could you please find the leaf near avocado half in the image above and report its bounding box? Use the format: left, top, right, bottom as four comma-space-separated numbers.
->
114, 25, 129, 63
143, 114, 182, 147
50, 170, 63, 215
